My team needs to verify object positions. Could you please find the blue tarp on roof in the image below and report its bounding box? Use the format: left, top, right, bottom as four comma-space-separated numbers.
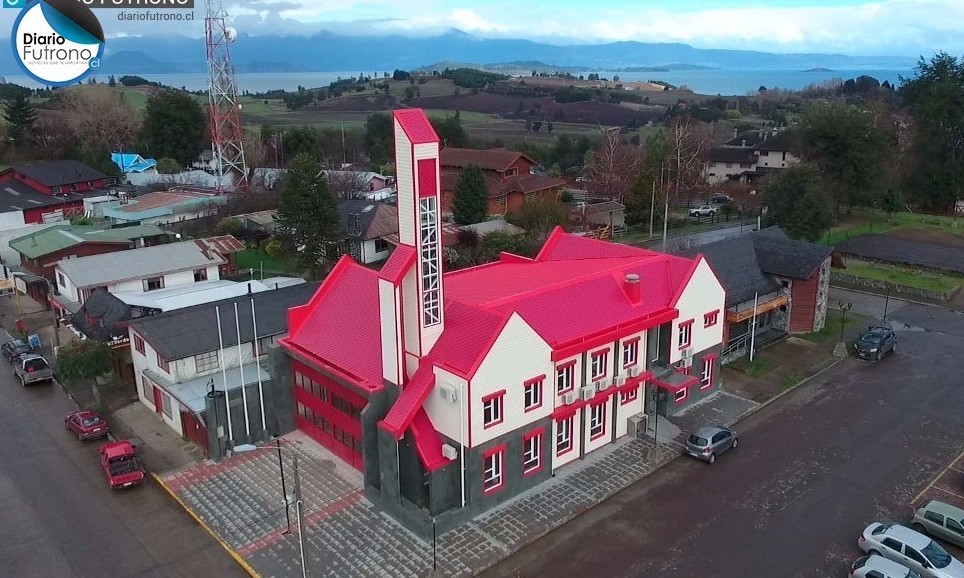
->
111, 153, 157, 174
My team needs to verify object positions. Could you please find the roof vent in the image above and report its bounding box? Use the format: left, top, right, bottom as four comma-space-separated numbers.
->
624, 273, 640, 304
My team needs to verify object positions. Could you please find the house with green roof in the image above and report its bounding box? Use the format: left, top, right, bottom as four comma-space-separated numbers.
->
10, 224, 170, 282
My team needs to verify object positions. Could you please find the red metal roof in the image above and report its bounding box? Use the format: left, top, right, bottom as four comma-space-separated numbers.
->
410, 408, 452, 471
394, 109, 439, 145
379, 365, 435, 439
440, 147, 534, 172
428, 301, 510, 376
196, 235, 245, 255
377, 244, 415, 284
282, 257, 384, 389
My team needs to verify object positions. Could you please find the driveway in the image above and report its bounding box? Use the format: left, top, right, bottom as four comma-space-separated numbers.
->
482, 302, 964, 577
0, 332, 244, 577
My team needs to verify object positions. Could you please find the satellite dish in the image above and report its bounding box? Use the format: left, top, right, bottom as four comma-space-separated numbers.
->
225, 27, 238, 43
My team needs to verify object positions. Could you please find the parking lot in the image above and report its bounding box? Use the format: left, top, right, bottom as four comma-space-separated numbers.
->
911, 447, 964, 558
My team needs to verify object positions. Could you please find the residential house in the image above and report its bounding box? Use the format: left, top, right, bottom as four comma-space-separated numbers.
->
439, 147, 566, 215
680, 226, 833, 362
0, 160, 112, 194
114, 278, 305, 318
703, 128, 803, 185
320, 170, 394, 196
193, 150, 216, 172
127, 282, 319, 455
69, 289, 136, 382
102, 188, 227, 226
270, 110, 726, 538
569, 201, 626, 233
51, 237, 241, 311
9, 224, 169, 282
111, 152, 158, 175
337, 199, 399, 265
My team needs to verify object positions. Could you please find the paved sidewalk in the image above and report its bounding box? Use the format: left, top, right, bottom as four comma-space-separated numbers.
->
665, 390, 759, 447
158, 432, 679, 578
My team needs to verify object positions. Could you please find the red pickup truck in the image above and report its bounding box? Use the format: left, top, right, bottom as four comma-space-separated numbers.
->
99, 441, 145, 489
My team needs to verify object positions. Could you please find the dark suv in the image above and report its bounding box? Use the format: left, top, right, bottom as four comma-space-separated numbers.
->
854, 326, 897, 361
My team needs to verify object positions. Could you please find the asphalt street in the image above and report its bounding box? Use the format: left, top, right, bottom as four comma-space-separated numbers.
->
483, 302, 964, 578
0, 337, 244, 577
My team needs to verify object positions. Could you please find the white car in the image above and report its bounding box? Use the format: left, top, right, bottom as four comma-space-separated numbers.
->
858, 522, 964, 578
689, 204, 716, 217
851, 554, 922, 578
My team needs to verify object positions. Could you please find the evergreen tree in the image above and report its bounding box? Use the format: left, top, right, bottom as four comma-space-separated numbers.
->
623, 171, 654, 226
451, 165, 488, 225
764, 164, 833, 242
364, 112, 393, 165
2, 94, 38, 144
143, 90, 205, 165
275, 153, 342, 275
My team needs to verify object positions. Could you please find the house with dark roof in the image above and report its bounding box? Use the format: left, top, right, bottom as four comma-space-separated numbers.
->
270, 110, 727, 538
439, 147, 566, 216
704, 128, 803, 185
10, 224, 169, 282
0, 180, 98, 227
127, 282, 319, 455
680, 226, 833, 362
0, 160, 111, 194
336, 199, 399, 264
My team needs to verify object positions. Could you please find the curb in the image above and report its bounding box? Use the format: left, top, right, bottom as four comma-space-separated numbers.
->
151, 472, 261, 578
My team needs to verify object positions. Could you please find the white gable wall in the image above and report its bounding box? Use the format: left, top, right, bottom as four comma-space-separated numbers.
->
670, 257, 726, 365
424, 366, 467, 444
394, 122, 415, 246
378, 278, 402, 386
470, 313, 552, 448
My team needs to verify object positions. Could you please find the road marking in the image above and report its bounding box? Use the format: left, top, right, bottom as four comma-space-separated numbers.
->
913, 447, 964, 506
951, 467, 964, 475
933, 486, 964, 503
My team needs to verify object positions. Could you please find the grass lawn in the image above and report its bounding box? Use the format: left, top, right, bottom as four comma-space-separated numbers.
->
842, 259, 963, 293
727, 356, 773, 378
824, 209, 964, 246
235, 249, 300, 274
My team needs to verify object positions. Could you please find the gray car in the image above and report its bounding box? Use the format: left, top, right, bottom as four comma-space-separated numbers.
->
851, 554, 922, 578
684, 425, 738, 464
912, 500, 964, 550
858, 522, 964, 578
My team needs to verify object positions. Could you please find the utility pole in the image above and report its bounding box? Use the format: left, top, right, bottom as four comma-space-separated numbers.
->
293, 454, 309, 577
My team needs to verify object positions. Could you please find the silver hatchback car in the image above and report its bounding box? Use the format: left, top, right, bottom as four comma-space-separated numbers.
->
684, 425, 738, 464
912, 500, 964, 550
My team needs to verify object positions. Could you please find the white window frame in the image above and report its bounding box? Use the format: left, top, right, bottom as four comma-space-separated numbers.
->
701, 358, 714, 388
556, 363, 575, 394
195, 350, 219, 373
556, 417, 573, 454
678, 320, 693, 349
483, 449, 503, 493
141, 377, 152, 402
482, 393, 503, 428
161, 392, 173, 418
674, 388, 687, 402
418, 197, 441, 327
622, 339, 638, 367
523, 379, 542, 411
523, 433, 541, 474
590, 350, 607, 381
588, 403, 605, 439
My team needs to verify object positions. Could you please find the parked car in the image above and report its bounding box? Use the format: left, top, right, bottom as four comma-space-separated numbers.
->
2, 339, 33, 363
14, 354, 53, 386
858, 522, 964, 578
65, 410, 110, 441
854, 326, 898, 361
689, 204, 717, 217
912, 500, 964, 550
711, 193, 735, 205
851, 554, 922, 578
99, 440, 146, 489
684, 425, 738, 464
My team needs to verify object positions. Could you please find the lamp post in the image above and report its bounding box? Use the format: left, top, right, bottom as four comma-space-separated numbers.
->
833, 301, 853, 358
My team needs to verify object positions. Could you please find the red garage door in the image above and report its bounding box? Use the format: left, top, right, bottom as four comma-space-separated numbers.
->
292, 361, 365, 470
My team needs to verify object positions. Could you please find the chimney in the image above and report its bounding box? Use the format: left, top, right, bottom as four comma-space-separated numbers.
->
624, 273, 640, 304
741, 139, 746, 147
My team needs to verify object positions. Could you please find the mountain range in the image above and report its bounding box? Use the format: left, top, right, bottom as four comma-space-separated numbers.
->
0, 29, 917, 76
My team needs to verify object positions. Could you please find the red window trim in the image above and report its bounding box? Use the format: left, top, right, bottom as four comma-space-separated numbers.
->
622, 337, 640, 369
133, 334, 145, 355
678, 319, 694, 350
701, 354, 718, 390
704, 309, 720, 328
590, 348, 609, 382
620, 385, 639, 405
522, 427, 545, 477
555, 415, 574, 457
556, 360, 577, 395
482, 444, 506, 495
481, 389, 506, 429
674, 386, 689, 404
588, 402, 607, 441
523, 375, 545, 413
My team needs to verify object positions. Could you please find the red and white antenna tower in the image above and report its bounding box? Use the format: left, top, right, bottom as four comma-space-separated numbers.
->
205, 0, 248, 192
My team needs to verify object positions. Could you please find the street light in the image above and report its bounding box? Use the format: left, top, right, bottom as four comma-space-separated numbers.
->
838, 301, 853, 344
234, 443, 309, 577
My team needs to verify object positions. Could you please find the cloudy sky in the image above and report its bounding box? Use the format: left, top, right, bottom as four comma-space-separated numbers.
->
4, 0, 964, 56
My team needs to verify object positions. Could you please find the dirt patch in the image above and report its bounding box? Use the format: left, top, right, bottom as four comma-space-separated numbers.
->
885, 227, 964, 249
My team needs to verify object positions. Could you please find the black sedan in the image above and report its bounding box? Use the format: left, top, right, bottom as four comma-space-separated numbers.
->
853, 326, 897, 361
1, 339, 33, 363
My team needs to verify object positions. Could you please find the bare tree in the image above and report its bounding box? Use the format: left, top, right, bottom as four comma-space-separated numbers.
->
666, 115, 710, 202
585, 129, 640, 202
60, 86, 141, 151
24, 113, 72, 159
323, 170, 370, 200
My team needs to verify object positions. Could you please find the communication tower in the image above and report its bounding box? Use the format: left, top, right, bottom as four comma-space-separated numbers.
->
205, 0, 248, 191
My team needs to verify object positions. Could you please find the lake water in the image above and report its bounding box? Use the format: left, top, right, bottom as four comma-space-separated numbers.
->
1, 68, 913, 96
